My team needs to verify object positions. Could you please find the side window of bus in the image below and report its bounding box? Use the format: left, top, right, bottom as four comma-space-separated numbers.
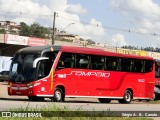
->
91, 56, 104, 70
57, 53, 74, 70
37, 60, 49, 79
144, 60, 153, 72
106, 57, 118, 71
75, 54, 90, 69
120, 58, 131, 72
133, 60, 143, 72
44, 52, 57, 73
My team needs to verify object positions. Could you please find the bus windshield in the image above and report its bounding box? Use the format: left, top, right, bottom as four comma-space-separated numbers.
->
9, 51, 58, 83
9, 53, 40, 83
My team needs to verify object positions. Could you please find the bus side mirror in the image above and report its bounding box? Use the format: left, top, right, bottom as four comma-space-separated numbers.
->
33, 57, 49, 68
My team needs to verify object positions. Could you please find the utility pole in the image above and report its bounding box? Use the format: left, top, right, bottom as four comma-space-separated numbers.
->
4, 15, 6, 43
52, 12, 56, 45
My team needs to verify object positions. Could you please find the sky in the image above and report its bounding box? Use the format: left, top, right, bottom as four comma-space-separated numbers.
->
0, 0, 160, 48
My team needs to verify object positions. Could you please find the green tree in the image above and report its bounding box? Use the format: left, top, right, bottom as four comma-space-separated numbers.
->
19, 22, 51, 39
19, 22, 31, 36
0, 29, 5, 34
86, 39, 95, 45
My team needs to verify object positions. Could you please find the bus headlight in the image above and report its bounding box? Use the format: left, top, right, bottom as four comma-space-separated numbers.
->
27, 83, 34, 88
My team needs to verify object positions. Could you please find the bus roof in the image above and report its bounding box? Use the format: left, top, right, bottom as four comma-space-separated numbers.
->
18, 45, 153, 60
17, 45, 61, 54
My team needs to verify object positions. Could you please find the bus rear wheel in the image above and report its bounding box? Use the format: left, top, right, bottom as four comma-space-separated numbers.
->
98, 98, 111, 103
53, 87, 64, 102
118, 90, 132, 104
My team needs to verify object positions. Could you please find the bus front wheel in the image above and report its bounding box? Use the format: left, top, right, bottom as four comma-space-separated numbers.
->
53, 87, 64, 102
118, 90, 132, 104
98, 98, 111, 103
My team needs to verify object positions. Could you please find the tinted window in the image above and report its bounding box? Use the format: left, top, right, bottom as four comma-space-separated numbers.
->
75, 54, 90, 69
120, 58, 132, 72
37, 60, 49, 79
90, 56, 104, 70
105, 57, 119, 71
133, 59, 143, 72
56, 52, 74, 70
144, 60, 153, 72
55, 52, 153, 73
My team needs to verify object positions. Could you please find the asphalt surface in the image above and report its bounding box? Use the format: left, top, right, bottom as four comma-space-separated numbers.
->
1, 81, 160, 119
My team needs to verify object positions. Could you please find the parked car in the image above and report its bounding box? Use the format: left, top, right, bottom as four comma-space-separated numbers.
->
0, 71, 9, 82
154, 86, 160, 100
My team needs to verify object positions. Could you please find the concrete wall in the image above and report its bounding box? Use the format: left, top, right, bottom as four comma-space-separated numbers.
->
0, 34, 5, 43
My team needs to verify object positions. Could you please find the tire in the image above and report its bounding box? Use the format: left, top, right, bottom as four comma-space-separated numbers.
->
98, 98, 111, 103
146, 99, 150, 102
138, 99, 142, 102
154, 92, 159, 101
53, 87, 64, 102
28, 96, 44, 101
118, 90, 132, 104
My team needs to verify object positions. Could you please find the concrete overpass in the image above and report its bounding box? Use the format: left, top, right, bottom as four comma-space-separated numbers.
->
0, 33, 83, 57
0, 34, 28, 57
0, 33, 116, 57
0, 43, 27, 56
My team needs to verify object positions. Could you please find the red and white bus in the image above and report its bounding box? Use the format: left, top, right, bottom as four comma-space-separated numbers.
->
8, 45, 155, 103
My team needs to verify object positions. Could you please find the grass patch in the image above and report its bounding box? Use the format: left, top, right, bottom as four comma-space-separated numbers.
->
148, 100, 160, 104
0, 103, 154, 120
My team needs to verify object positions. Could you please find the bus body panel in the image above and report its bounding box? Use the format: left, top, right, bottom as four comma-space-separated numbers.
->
53, 68, 154, 99
8, 77, 54, 96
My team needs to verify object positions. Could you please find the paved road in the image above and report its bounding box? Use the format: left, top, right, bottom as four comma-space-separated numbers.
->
1, 82, 160, 112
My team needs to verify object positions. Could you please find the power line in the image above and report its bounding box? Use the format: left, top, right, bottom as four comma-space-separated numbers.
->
57, 14, 160, 37
0, 12, 160, 37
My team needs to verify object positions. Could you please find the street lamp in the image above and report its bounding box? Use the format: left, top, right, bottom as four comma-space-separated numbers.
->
62, 23, 74, 32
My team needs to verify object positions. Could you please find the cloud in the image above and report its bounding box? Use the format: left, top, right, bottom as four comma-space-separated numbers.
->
0, 0, 53, 25
109, 0, 160, 33
69, 18, 108, 44
56, 17, 108, 44
83, 19, 105, 38
111, 34, 127, 47
11, 17, 35, 25
0, 0, 109, 44
110, 0, 160, 15
0, 0, 51, 14
66, 4, 87, 14
109, 0, 160, 47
